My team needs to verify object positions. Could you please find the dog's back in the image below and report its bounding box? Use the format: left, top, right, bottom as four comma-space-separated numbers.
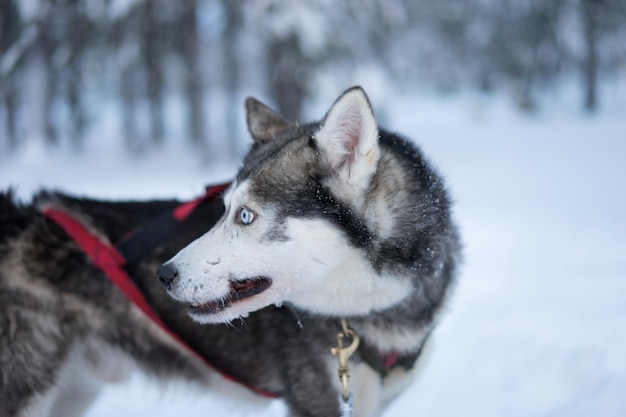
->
0, 192, 218, 417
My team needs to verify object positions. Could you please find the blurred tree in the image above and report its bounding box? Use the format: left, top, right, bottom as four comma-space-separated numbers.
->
37, 3, 61, 146
64, 0, 89, 148
579, 0, 626, 111
142, 0, 165, 144
112, 3, 143, 152
266, 33, 309, 122
181, 0, 208, 155
0, 0, 21, 151
490, 0, 567, 109
222, 0, 244, 157
581, 0, 601, 111
241, 1, 319, 122
0, 0, 624, 158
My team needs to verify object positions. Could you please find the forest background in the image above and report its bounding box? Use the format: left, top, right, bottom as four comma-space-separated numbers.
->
1, 0, 625, 160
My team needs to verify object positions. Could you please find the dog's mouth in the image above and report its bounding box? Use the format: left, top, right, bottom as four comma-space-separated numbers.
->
188, 277, 272, 316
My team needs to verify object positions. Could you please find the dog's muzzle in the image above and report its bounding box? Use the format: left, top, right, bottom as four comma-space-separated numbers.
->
157, 262, 178, 290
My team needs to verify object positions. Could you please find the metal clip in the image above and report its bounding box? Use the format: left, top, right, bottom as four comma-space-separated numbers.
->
331, 319, 360, 401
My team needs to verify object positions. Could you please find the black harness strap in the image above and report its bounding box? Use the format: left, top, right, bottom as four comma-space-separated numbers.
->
116, 183, 229, 263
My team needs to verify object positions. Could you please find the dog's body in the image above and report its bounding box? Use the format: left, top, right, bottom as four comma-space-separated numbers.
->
1, 87, 460, 417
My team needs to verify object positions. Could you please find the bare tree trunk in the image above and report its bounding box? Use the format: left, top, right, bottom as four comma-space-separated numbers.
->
121, 65, 140, 152
182, 0, 207, 156
66, 0, 87, 150
223, 0, 243, 158
38, 18, 59, 147
267, 34, 308, 123
0, 0, 21, 151
67, 61, 86, 148
143, 0, 164, 145
2, 83, 19, 151
581, 0, 599, 112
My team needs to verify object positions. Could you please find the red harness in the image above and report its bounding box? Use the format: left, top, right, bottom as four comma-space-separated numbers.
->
42, 184, 281, 399
42, 184, 415, 400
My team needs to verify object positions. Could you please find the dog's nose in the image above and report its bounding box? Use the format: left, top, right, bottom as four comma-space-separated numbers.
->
157, 263, 178, 290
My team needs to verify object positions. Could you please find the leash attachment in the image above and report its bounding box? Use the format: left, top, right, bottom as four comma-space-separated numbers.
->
331, 319, 360, 403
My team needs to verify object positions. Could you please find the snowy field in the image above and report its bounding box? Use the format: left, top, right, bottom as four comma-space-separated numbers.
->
1, 87, 625, 416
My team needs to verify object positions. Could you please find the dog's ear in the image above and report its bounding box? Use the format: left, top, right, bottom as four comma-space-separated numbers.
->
245, 97, 291, 144
314, 87, 379, 194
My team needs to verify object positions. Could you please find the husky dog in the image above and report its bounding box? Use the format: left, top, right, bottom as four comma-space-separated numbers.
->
159, 87, 461, 415
0, 87, 459, 417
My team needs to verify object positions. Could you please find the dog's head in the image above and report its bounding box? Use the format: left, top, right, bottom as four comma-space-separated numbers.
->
158, 87, 411, 323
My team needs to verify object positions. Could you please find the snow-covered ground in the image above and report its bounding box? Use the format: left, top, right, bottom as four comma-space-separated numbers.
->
1, 88, 625, 417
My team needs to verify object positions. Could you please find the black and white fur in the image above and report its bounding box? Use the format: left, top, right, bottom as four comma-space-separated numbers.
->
0, 87, 460, 417
160, 87, 461, 415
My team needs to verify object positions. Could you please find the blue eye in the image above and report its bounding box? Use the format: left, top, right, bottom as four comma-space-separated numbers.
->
239, 207, 255, 225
